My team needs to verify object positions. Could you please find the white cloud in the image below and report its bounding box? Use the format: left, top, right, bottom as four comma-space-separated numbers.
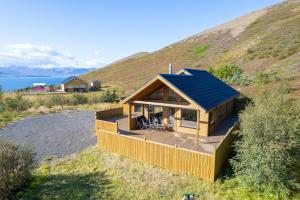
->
0, 44, 106, 68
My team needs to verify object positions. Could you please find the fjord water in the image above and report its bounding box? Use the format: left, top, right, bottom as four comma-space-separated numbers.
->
0, 77, 66, 91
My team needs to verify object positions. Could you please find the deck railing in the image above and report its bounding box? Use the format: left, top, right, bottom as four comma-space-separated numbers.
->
214, 122, 239, 177
95, 107, 123, 120
95, 108, 238, 182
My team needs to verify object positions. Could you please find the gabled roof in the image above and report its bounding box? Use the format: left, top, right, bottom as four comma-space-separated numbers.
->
160, 68, 239, 111
123, 68, 239, 111
61, 76, 87, 84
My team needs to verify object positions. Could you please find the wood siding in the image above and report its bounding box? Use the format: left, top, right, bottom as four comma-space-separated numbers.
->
209, 99, 235, 134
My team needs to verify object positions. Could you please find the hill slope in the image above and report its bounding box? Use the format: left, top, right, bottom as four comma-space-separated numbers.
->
81, 0, 300, 95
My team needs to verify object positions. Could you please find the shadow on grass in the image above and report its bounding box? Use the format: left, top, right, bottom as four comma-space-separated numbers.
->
11, 171, 113, 200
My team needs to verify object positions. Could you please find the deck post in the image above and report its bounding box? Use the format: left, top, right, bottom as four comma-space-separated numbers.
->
196, 109, 200, 144
142, 104, 145, 117
128, 103, 132, 130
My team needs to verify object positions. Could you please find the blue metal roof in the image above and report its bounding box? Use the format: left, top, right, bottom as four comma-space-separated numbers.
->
160, 68, 239, 111
61, 76, 77, 84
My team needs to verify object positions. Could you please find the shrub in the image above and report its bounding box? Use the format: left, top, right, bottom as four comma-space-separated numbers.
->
231, 91, 300, 198
253, 72, 270, 85
208, 65, 250, 86
226, 72, 252, 86
0, 85, 3, 102
208, 65, 242, 80
0, 140, 36, 199
70, 94, 88, 105
99, 89, 119, 103
0, 110, 18, 127
194, 45, 210, 56
47, 95, 69, 108
4, 95, 32, 112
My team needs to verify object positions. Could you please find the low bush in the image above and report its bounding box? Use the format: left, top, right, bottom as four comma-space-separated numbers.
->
0, 85, 3, 102
70, 94, 88, 105
0, 140, 36, 199
46, 95, 69, 108
208, 65, 251, 86
226, 72, 252, 86
0, 110, 19, 127
99, 89, 119, 103
253, 72, 270, 85
4, 95, 32, 112
208, 65, 242, 80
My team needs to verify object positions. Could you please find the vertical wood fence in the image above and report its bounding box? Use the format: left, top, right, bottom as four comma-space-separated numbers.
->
95, 107, 123, 120
214, 123, 239, 177
95, 108, 238, 182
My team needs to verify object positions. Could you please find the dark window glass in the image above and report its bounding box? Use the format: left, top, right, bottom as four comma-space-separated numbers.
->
181, 109, 197, 128
148, 87, 163, 100
168, 89, 177, 101
134, 104, 141, 112
148, 106, 163, 123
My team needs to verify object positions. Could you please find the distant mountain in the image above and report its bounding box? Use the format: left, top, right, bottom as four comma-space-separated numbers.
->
0, 66, 96, 77
81, 0, 300, 96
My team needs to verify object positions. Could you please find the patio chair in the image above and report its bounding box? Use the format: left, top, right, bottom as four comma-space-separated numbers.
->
136, 117, 143, 129
157, 123, 165, 131
149, 119, 157, 131
141, 118, 149, 129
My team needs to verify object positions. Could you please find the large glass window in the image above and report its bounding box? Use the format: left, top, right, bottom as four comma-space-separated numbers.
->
148, 87, 163, 100
168, 89, 177, 101
134, 104, 142, 112
148, 106, 163, 123
181, 109, 197, 128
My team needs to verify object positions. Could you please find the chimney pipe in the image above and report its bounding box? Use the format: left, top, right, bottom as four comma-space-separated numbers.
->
168, 63, 173, 74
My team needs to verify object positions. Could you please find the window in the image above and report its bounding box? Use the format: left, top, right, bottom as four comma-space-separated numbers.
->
180, 109, 197, 128
148, 106, 163, 122
168, 89, 177, 101
134, 104, 142, 112
148, 87, 163, 100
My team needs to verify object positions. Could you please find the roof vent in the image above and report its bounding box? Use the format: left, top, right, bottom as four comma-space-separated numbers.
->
168, 63, 173, 74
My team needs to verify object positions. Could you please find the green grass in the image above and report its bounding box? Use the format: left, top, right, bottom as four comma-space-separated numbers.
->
11, 147, 300, 200
194, 45, 210, 56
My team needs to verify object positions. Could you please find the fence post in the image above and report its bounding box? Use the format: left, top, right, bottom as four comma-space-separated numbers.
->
211, 146, 217, 182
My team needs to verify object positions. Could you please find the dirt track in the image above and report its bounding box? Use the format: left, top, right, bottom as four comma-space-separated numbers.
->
0, 110, 96, 162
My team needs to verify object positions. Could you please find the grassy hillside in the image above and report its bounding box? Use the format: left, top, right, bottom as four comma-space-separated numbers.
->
81, 0, 300, 96
12, 147, 300, 200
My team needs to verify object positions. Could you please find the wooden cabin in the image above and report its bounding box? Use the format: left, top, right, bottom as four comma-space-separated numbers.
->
90, 80, 101, 91
122, 68, 239, 141
61, 76, 89, 92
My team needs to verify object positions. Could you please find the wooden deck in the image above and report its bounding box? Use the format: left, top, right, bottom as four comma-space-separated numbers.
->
106, 115, 238, 154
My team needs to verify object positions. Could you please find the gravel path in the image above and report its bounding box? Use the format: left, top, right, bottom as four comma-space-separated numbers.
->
0, 110, 96, 162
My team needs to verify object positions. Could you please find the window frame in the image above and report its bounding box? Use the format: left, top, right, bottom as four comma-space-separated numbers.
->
180, 109, 197, 129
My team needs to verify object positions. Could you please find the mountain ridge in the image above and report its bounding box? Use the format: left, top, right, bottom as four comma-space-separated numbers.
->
81, 0, 300, 96
0, 66, 96, 77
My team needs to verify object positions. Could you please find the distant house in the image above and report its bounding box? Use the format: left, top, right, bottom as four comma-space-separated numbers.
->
90, 80, 101, 91
33, 83, 47, 87
32, 83, 46, 92
45, 85, 55, 92
61, 76, 89, 92
32, 86, 45, 92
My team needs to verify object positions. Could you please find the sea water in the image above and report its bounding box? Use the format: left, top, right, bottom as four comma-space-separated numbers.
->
0, 77, 66, 91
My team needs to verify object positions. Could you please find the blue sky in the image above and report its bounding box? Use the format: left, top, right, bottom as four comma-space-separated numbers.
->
0, 0, 282, 68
